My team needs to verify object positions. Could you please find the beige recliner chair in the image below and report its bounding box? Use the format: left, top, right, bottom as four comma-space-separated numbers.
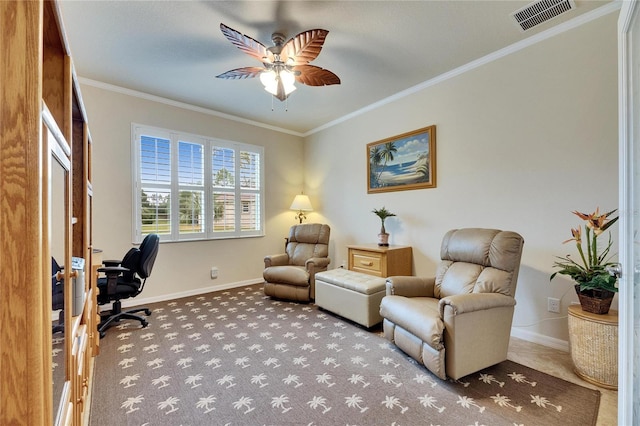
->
263, 223, 331, 302
380, 228, 524, 380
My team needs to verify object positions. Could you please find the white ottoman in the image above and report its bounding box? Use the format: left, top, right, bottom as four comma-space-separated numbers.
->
315, 268, 387, 328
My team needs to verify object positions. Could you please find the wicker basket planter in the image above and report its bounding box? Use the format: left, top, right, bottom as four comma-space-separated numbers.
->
567, 305, 618, 389
574, 285, 614, 315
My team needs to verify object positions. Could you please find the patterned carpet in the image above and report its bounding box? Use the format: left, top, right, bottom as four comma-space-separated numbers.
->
89, 284, 600, 425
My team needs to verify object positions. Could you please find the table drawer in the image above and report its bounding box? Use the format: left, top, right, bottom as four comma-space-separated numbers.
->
351, 250, 382, 275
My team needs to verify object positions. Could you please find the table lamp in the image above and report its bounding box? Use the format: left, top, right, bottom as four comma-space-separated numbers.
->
290, 194, 313, 223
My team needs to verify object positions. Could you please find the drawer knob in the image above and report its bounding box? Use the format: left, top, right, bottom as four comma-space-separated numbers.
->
360, 261, 373, 266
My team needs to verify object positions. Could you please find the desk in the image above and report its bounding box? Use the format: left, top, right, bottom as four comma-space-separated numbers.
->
567, 305, 618, 389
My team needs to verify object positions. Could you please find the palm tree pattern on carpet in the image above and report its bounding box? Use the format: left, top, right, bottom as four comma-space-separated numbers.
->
89, 285, 600, 425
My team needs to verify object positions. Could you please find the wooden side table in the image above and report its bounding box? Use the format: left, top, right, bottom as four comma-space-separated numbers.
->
567, 305, 618, 389
347, 244, 412, 277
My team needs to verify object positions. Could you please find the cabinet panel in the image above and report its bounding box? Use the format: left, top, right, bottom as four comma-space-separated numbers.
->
348, 245, 412, 278
351, 250, 383, 276
0, 1, 95, 424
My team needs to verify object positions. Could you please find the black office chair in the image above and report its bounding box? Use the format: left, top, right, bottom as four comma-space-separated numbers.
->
52, 257, 65, 334
97, 233, 159, 338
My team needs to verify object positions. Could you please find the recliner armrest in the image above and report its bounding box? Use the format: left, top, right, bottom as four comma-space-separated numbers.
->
264, 253, 289, 268
386, 276, 435, 297
305, 257, 330, 270
439, 293, 515, 316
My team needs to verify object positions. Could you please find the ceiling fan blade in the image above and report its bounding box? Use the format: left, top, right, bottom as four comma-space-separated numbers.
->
220, 23, 272, 63
282, 29, 329, 65
294, 64, 340, 86
216, 67, 264, 80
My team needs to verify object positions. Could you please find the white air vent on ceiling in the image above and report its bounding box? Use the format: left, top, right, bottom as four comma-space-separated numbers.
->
511, 0, 576, 32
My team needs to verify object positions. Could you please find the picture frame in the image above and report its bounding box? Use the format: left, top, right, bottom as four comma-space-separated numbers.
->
367, 125, 436, 194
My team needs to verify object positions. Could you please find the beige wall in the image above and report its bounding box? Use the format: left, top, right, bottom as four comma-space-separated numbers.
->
305, 12, 618, 346
80, 85, 305, 300
83, 11, 617, 347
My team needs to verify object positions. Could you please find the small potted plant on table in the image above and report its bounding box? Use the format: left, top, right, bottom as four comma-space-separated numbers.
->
372, 206, 396, 247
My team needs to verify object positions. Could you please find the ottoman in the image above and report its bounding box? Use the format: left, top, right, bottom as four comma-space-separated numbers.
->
315, 268, 387, 328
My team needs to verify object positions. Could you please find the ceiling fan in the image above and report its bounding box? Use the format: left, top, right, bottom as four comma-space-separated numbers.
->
216, 23, 340, 101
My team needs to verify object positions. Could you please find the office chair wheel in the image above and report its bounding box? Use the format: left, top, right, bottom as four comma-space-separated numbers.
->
141, 319, 149, 328
144, 309, 152, 316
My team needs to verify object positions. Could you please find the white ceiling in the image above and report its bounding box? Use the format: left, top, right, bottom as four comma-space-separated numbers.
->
57, 0, 612, 135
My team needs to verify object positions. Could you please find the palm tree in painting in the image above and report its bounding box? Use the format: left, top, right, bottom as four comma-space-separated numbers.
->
369, 145, 383, 186
374, 142, 398, 187
416, 160, 430, 182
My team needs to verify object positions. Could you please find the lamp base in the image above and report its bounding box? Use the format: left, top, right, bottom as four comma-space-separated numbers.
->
295, 211, 306, 224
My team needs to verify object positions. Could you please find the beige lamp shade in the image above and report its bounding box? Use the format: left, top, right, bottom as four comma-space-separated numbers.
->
290, 194, 313, 212
290, 194, 313, 223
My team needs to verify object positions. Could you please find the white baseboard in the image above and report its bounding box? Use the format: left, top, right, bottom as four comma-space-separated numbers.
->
510, 327, 569, 352
112, 278, 263, 310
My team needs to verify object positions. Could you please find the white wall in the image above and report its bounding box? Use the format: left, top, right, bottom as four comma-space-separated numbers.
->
80, 85, 305, 300
304, 13, 618, 346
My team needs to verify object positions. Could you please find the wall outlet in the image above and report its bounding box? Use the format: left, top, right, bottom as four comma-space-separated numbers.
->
547, 297, 560, 313
210, 267, 218, 279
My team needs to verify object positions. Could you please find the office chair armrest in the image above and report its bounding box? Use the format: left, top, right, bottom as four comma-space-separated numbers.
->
98, 266, 129, 295
102, 259, 122, 267
264, 253, 289, 267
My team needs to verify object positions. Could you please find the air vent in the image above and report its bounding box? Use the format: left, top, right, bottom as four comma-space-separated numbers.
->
511, 0, 576, 32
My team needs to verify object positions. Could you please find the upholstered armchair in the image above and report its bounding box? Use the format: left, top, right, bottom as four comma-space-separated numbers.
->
263, 223, 331, 302
379, 228, 524, 380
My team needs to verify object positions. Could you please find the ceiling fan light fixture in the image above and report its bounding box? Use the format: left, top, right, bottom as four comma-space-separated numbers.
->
260, 68, 296, 97
218, 23, 340, 104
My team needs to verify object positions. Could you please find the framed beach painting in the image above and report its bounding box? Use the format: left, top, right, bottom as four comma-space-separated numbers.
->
367, 125, 436, 194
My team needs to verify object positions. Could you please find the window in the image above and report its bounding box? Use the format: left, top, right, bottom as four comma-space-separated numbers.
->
132, 124, 264, 242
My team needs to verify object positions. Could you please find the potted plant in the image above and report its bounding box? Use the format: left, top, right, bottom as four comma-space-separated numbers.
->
372, 206, 396, 246
550, 208, 619, 314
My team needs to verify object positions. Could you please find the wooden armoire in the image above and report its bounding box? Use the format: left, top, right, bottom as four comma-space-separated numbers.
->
1, 1, 98, 424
